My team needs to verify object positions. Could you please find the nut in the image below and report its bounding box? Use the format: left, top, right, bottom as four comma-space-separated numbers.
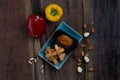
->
77, 58, 82, 63
88, 67, 94, 72
83, 24, 87, 29
77, 63, 82, 66
86, 39, 91, 45
85, 53, 89, 57
80, 44, 85, 48
90, 21, 94, 26
81, 51, 85, 56
91, 27, 95, 33
77, 66, 83, 73
88, 46, 94, 51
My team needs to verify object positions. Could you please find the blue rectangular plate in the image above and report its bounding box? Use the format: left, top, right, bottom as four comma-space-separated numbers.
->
38, 22, 83, 70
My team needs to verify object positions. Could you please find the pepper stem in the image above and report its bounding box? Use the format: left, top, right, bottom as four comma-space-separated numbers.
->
51, 10, 57, 16
36, 16, 39, 19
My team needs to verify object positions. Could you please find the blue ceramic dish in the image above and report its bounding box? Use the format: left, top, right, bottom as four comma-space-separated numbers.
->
38, 22, 83, 70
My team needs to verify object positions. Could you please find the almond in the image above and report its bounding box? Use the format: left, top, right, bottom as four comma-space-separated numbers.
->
88, 67, 94, 72
81, 51, 85, 56
90, 21, 94, 26
77, 63, 82, 66
77, 58, 82, 63
86, 39, 91, 45
80, 44, 85, 48
91, 27, 95, 33
88, 46, 94, 51
83, 24, 87, 29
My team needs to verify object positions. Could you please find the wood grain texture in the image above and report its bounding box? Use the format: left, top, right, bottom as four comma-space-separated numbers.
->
93, 0, 120, 80
31, 0, 84, 80
0, 0, 120, 80
0, 0, 34, 80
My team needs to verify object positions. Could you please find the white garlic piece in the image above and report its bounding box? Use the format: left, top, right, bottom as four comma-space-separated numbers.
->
84, 32, 90, 37
84, 56, 90, 63
77, 66, 83, 73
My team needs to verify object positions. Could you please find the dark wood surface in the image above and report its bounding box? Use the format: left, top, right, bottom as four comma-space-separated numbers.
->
0, 0, 120, 80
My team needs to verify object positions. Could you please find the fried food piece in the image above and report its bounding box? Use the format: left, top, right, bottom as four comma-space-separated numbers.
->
54, 44, 66, 61
45, 44, 66, 64
57, 34, 73, 48
45, 47, 58, 64
58, 53, 66, 61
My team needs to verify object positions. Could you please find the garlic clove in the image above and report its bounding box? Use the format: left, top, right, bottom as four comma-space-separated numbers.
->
84, 56, 90, 63
77, 66, 83, 73
84, 32, 90, 37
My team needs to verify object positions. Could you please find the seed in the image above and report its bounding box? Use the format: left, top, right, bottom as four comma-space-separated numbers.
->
77, 58, 82, 63
91, 27, 95, 33
40, 65, 44, 69
88, 67, 94, 72
29, 57, 35, 61
84, 56, 90, 63
80, 44, 85, 48
77, 63, 82, 66
77, 66, 83, 73
28, 60, 32, 64
88, 46, 94, 51
90, 21, 94, 26
41, 68, 44, 74
34, 59, 37, 63
40, 65, 44, 74
81, 51, 85, 56
84, 32, 90, 37
83, 24, 87, 29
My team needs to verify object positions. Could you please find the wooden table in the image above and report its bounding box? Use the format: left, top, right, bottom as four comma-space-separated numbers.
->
0, 0, 120, 80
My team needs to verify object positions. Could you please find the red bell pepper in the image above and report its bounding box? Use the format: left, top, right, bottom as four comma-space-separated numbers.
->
27, 15, 46, 38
